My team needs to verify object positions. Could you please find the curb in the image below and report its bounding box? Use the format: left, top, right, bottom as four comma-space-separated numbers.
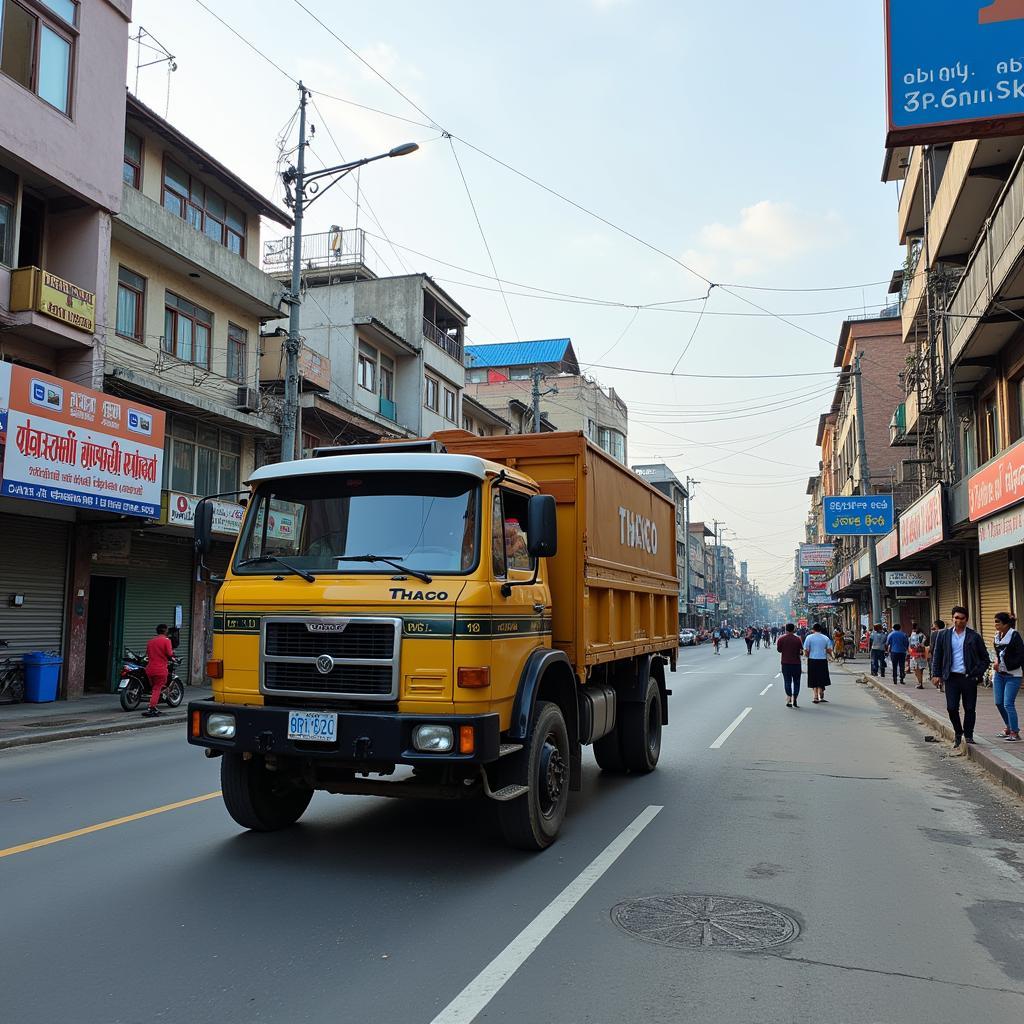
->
0, 711, 187, 751
860, 672, 1024, 801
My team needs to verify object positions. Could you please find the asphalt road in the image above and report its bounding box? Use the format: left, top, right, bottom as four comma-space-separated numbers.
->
3, 643, 1024, 1024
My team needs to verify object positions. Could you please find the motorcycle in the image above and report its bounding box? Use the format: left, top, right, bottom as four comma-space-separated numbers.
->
118, 648, 184, 711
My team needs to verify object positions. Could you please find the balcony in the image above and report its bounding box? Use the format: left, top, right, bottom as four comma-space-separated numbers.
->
5, 266, 96, 347
422, 317, 463, 362
901, 249, 928, 342
115, 185, 282, 319
946, 147, 1024, 367
263, 226, 377, 277
889, 403, 909, 447
898, 146, 924, 244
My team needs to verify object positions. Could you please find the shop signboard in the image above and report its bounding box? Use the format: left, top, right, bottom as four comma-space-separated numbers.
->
798, 617, 809, 628
978, 503, 1024, 553
0, 359, 10, 440
876, 528, 899, 564
798, 543, 834, 568
822, 495, 895, 536
0, 366, 164, 517
899, 483, 945, 557
885, 570, 933, 588
166, 492, 245, 537
885, 1, 1024, 146
808, 592, 838, 606
968, 437, 1024, 521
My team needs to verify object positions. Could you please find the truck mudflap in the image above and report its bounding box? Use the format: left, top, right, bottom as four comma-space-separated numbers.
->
187, 700, 501, 765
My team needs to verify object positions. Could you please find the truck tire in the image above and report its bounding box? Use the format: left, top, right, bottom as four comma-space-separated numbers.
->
620, 675, 662, 774
593, 727, 626, 773
496, 701, 570, 851
220, 753, 313, 832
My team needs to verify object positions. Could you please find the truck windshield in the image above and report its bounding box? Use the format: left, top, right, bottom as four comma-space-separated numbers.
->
234, 471, 480, 576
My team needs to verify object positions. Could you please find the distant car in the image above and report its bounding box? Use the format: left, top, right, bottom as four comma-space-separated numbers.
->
679, 629, 697, 646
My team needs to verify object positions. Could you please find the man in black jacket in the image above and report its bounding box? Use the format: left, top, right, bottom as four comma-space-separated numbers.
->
931, 606, 991, 751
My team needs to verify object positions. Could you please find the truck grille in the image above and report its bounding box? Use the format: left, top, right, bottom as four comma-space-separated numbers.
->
261, 617, 401, 701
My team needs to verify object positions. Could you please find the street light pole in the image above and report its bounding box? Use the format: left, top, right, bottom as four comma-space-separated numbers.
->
279, 81, 418, 461
854, 353, 883, 625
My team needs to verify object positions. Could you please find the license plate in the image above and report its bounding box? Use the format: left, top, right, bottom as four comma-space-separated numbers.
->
118, 680, 128, 690
287, 711, 338, 743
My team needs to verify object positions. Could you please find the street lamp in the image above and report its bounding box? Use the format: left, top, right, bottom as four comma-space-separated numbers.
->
278, 82, 419, 461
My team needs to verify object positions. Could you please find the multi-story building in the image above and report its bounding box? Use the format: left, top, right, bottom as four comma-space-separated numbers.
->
264, 229, 470, 448
688, 522, 714, 627
631, 464, 687, 626
464, 339, 629, 463
0, 1, 135, 698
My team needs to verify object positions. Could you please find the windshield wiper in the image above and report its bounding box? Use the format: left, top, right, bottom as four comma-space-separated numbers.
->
236, 554, 316, 583
335, 555, 433, 584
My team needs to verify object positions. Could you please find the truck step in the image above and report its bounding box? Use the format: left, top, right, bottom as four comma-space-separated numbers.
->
498, 743, 524, 757
486, 784, 529, 802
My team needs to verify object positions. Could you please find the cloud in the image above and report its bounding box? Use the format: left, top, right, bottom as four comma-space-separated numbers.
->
682, 200, 844, 281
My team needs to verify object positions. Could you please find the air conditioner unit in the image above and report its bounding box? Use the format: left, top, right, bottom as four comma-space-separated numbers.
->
236, 386, 259, 412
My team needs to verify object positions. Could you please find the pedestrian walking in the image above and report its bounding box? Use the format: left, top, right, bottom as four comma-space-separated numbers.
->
777, 622, 803, 708
992, 611, 1023, 742
832, 627, 846, 663
869, 623, 887, 677
744, 626, 755, 655
931, 606, 991, 753
712, 629, 721, 655
762, 627, 771, 649
753, 628, 761, 650
142, 623, 175, 718
887, 623, 910, 684
908, 622, 928, 688
803, 622, 834, 704
927, 620, 945, 691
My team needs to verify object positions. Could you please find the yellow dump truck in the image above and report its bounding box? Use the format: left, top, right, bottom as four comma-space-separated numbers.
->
188, 431, 679, 849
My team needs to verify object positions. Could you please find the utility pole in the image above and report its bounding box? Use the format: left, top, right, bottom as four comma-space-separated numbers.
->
531, 367, 558, 432
712, 518, 722, 625
684, 477, 699, 629
281, 82, 309, 463
854, 352, 883, 624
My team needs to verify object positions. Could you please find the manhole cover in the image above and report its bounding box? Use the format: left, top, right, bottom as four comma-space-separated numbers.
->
611, 894, 799, 951
26, 718, 84, 728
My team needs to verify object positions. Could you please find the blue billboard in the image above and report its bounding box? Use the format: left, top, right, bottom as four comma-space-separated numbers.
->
887, 1, 1024, 144
822, 495, 895, 537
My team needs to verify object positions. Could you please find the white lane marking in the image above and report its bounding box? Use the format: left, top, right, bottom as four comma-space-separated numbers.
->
774, 673, 781, 679
759, 684, 773, 696
710, 708, 753, 749
428, 805, 663, 1024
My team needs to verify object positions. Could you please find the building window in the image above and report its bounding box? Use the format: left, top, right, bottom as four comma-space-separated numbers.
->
465, 368, 486, 384
161, 157, 246, 255
0, 164, 15, 266
982, 394, 1000, 462
462, 414, 472, 432
164, 414, 241, 496
0, 0, 75, 114
357, 341, 377, 392
163, 291, 212, 368
424, 374, 439, 412
227, 323, 247, 384
123, 129, 142, 189
380, 353, 394, 402
444, 387, 457, 422
598, 427, 626, 462
115, 266, 145, 342
509, 368, 531, 381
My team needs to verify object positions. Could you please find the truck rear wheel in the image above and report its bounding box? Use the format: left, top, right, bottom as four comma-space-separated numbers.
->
496, 701, 570, 851
220, 753, 313, 832
620, 676, 662, 774
593, 727, 626, 773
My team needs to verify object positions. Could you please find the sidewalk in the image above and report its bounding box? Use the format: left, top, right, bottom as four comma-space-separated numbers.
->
833, 656, 1024, 800
0, 686, 212, 750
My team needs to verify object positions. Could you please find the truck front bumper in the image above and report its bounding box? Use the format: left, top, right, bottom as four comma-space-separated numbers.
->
186, 700, 502, 765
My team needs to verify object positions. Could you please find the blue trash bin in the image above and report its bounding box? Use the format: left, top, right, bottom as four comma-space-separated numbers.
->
23, 652, 62, 703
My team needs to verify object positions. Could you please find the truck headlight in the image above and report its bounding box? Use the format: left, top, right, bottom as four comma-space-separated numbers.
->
206, 713, 236, 739
412, 724, 454, 752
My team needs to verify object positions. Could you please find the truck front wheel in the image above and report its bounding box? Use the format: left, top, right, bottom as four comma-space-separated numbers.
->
620, 676, 662, 774
497, 701, 570, 851
220, 753, 313, 832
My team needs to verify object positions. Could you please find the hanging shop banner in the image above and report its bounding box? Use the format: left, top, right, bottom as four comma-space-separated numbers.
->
799, 543, 834, 568
968, 436, 1024, 521
808, 592, 839, 606
822, 495, 895, 536
165, 492, 245, 536
978, 503, 1024, 554
899, 483, 945, 557
886, 570, 933, 588
876, 528, 899, 564
886, 1, 1024, 146
1, 366, 164, 517
0, 359, 10, 441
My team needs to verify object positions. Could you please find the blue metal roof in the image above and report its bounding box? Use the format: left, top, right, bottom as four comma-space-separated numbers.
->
465, 339, 574, 369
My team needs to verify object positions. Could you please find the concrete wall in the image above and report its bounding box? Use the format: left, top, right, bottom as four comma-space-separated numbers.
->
0, 0, 131, 213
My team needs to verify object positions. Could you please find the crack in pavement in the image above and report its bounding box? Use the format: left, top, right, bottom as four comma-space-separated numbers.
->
770, 954, 1024, 997
740, 767, 890, 780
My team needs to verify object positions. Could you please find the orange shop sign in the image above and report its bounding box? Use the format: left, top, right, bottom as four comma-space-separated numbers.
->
968, 438, 1024, 521
899, 483, 944, 558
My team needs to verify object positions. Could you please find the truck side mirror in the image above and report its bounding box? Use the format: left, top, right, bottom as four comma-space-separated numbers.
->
195, 500, 214, 556
527, 494, 557, 558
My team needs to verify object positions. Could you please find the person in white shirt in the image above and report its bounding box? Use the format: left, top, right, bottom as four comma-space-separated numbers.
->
802, 623, 834, 704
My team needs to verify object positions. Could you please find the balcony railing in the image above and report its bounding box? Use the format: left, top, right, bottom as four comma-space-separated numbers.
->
422, 317, 463, 361
947, 147, 1024, 361
263, 227, 369, 273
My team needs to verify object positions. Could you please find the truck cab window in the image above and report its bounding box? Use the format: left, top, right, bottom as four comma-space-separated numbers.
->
491, 490, 506, 577
501, 489, 532, 573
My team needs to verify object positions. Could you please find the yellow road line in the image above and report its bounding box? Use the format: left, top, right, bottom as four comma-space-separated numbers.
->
0, 791, 221, 859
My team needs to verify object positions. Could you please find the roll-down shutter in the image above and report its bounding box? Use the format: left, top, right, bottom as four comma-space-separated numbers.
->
0, 512, 69, 659
978, 551, 1011, 658
936, 557, 962, 623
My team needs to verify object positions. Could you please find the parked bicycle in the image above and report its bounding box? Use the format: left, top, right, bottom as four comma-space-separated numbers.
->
0, 640, 25, 704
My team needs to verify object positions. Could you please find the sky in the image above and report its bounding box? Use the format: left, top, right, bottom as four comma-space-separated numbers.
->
127, 0, 904, 598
